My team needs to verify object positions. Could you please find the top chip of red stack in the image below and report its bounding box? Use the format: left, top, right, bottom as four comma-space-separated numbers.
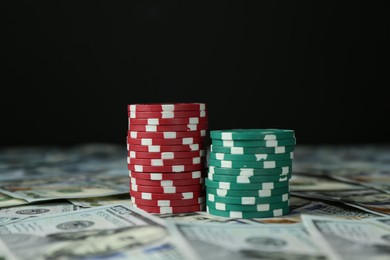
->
128, 103, 206, 112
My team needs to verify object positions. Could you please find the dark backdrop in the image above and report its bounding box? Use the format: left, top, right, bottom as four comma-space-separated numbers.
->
1, 1, 389, 146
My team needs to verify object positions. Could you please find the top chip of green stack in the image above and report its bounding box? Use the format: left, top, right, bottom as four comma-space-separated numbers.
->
210, 129, 295, 140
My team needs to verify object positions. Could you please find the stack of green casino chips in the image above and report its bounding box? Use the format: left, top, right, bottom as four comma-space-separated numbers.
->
206, 129, 296, 218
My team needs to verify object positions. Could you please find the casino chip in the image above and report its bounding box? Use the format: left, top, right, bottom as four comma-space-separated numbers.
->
206, 128, 296, 219
127, 103, 208, 214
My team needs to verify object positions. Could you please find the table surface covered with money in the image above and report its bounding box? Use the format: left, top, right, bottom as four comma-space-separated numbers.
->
0, 143, 389, 260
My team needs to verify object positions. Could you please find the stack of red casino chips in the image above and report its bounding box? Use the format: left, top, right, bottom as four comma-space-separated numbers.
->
127, 103, 208, 214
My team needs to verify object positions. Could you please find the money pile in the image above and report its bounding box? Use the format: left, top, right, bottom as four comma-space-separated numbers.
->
0, 143, 389, 260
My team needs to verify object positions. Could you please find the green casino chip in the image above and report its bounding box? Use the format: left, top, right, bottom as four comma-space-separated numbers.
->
210, 145, 295, 155
208, 172, 291, 183
210, 129, 295, 140
209, 166, 292, 176
208, 158, 292, 169
205, 178, 289, 190
211, 138, 296, 148
206, 200, 290, 212
208, 151, 293, 162
207, 186, 290, 197
206, 206, 290, 218
207, 193, 290, 205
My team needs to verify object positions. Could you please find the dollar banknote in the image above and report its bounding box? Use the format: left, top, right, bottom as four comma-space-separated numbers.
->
166, 221, 327, 260
0, 202, 80, 226
0, 174, 129, 203
156, 211, 251, 224
68, 194, 132, 208
301, 215, 390, 260
289, 174, 364, 191
0, 193, 27, 209
0, 204, 174, 259
367, 217, 390, 230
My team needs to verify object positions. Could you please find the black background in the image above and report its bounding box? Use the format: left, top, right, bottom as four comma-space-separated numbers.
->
1, 1, 389, 147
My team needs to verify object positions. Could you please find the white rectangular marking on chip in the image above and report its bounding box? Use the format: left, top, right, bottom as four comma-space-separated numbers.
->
162, 152, 174, 159
273, 209, 283, 216
219, 182, 230, 189
216, 202, 226, 210
141, 193, 152, 200
280, 177, 288, 182
163, 105, 174, 111
258, 190, 271, 197
151, 159, 163, 166
275, 146, 285, 154
141, 139, 152, 145
130, 105, 136, 111
163, 187, 175, 193
183, 192, 194, 199
231, 147, 243, 154
216, 153, 224, 160
193, 171, 201, 178
131, 184, 138, 191
146, 125, 157, 132
173, 165, 185, 172
189, 118, 199, 124
221, 161, 232, 168
262, 183, 274, 189
264, 161, 276, 168
129, 112, 136, 118
190, 144, 199, 150
230, 212, 243, 218
282, 193, 288, 201
200, 104, 205, 110
282, 167, 289, 175
216, 189, 227, 196
200, 110, 206, 117
161, 180, 173, 186
188, 124, 196, 130
147, 118, 159, 125
127, 157, 130, 164
160, 208, 172, 214
158, 201, 170, 206
222, 140, 234, 147
127, 144, 130, 150
257, 204, 270, 211
130, 132, 137, 138
208, 194, 215, 201
164, 132, 176, 139
255, 154, 267, 161
290, 152, 294, 159
162, 111, 174, 118
201, 130, 206, 136
129, 151, 136, 158
266, 140, 278, 147
148, 146, 160, 152
151, 173, 162, 180
209, 166, 215, 173
239, 168, 254, 176
193, 157, 201, 164
264, 134, 276, 140
237, 176, 250, 183
182, 138, 193, 145
135, 165, 143, 172
221, 133, 232, 139
242, 197, 255, 205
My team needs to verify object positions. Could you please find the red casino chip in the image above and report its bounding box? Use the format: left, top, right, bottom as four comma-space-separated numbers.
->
128, 130, 207, 139
127, 163, 205, 172
127, 157, 205, 166
128, 123, 208, 132
127, 143, 205, 152
130, 190, 205, 200
126, 137, 205, 146
128, 103, 206, 112
133, 203, 205, 214
128, 170, 205, 180
130, 177, 204, 187
129, 117, 208, 125
127, 150, 206, 159
131, 196, 205, 207
130, 183, 204, 193
128, 110, 207, 119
